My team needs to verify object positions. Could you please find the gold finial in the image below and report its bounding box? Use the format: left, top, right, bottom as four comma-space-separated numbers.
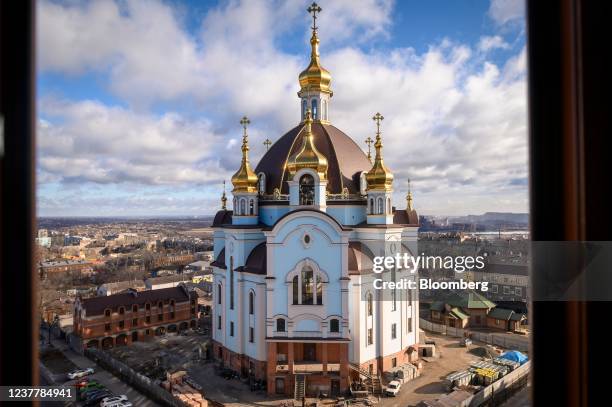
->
365, 112, 394, 191
263, 138, 272, 151
406, 178, 413, 211
286, 108, 328, 178
299, 3, 332, 96
365, 136, 374, 163
231, 116, 258, 193
221, 180, 227, 210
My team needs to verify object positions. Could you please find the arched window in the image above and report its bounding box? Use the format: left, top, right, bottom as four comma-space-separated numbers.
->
105, 309, 111, 317
217, 284, 222, 304
311, 99, 318, 119
276, 318, 286, 332
249, 199, 254, 215
119, 307, 125, 315
132, 304, 138, 312
330, 319, 339, 333
299, 174, 315, 205
292, 276, 299, 305
249, 291, 254, 315
258, 173, 266, 195
301, 266, 314, 305
302, 99, 307, 119
158, 301, 163, 310
145, 303, 151, 311
377, 197, 384, 214
240, 199, 246, 215
367, 292, 373, 316
369, 198, 374, 214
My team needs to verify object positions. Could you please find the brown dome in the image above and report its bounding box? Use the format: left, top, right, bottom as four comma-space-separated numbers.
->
255, 122, 371, 195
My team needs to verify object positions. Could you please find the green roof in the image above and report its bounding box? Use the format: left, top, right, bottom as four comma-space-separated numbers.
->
488, 307, 514, 320
430, 301, 445, 312
445, 290, 496, 310
509, 312, 527, 321
449, 307, 470, 320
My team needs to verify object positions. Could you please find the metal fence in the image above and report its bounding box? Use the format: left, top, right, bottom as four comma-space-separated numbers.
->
84, 348, 188, 407
419, 318, 530, 352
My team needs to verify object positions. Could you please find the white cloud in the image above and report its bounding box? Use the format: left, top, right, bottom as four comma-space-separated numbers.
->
37, 0, 528, 216
477, 35, 510, 52
488, 0, 525, 26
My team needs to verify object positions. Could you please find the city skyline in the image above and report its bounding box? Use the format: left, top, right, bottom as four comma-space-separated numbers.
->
37, 0, 527, 217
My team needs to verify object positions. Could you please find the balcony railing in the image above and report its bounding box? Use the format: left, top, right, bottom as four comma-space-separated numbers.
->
276, 362, 341, 373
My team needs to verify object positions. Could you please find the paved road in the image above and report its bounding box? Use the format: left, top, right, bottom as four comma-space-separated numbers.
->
41, 331, 160, 406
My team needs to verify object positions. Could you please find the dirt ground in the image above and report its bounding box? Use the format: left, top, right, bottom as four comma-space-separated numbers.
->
379, 332, 489, 407
40, 345, 78, 374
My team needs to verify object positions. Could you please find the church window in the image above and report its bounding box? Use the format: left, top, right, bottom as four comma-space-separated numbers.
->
240, 199, 246, 215
249, 291, 254, 315
258, 173, 266, 195
276, 318, 286, 332
367, 328, 373, 345
377, 197, 384, 214
292, 276, 299, 305
302, 99, 307, 120
217, 284, 222, 304
249, 199, 254, 215
316, 275, 323, 305
330, 319, 339, 333
302, 266, 314, 305
299, 174, 315, 205
369, 198, 374, 215
367, 292, 373, 316
311, 99, 318, 119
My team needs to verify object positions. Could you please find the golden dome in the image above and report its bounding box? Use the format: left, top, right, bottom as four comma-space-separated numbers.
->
365, 113, 394, 191
298, 30, 332, 96
286, 109, 328, 178
231, 116, 258, 193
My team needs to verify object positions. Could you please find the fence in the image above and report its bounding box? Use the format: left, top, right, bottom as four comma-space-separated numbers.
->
84, 348, 188, 407
419, 318, 530, 352
468, 361, 530, 406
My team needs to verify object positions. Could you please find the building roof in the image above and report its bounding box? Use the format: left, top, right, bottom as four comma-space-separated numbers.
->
393, 208, 420, 226
449, 307, 470, 320
212, 209, 233, 227
211, 248, 226, 269
235, 242, 267, 275
488, 307, 515, 320
444, 290, 496, 310
483, 263, 528, 276
99, 280, 145, 291
80, 286, 194, 316
146, 274, 192, 285
254, 123, 371, 195
41, 259, 92, 268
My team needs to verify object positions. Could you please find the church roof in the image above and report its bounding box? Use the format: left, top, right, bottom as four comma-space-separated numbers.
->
255, 122, 371, 195
393, 208, 419, 226
212, 210, 233, 227
211, 248, 226, 269
235, 242, 267, 275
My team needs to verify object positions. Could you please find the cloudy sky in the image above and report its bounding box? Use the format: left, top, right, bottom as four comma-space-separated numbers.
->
37, 0, 527, 217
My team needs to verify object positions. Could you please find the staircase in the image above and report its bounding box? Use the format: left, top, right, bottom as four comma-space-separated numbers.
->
348, 363, 383, 395
294, 374, 305, 401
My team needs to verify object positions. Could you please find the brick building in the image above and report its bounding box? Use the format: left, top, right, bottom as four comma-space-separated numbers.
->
73, 285, 198, 349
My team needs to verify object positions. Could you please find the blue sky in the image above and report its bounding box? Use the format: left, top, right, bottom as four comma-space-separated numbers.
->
36, 0, 527, 217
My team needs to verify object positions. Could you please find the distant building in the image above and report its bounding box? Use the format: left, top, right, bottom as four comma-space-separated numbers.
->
429, 291, 496, 328
145, 274, 193, 290
73, 286, 198, 349
39, 259, 94, 278
462, 263, 528, 302
97, 280, 146, 296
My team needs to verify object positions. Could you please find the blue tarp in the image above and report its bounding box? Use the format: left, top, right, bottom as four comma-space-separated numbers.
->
500, 350, 528, 365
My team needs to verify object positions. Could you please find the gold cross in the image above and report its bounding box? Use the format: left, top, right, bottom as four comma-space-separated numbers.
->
263, 138, 272, 151
240, 116, 250, 137
372, 112, 384, 135
365, 136, 374, 161
307, 2, 322, 30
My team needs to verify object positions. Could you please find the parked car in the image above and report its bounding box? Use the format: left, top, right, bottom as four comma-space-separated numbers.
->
81, 388, 108, 399
385, 380, 402, 397
75, 377, 95, 388
461, 338, 473, 347
102, 402, 132, 407
100, 395, 129, 406
83, 390, 113, 406
67, 367, 94, 380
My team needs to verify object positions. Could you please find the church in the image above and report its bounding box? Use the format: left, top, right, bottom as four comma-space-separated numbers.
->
211, 2, 420, 398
